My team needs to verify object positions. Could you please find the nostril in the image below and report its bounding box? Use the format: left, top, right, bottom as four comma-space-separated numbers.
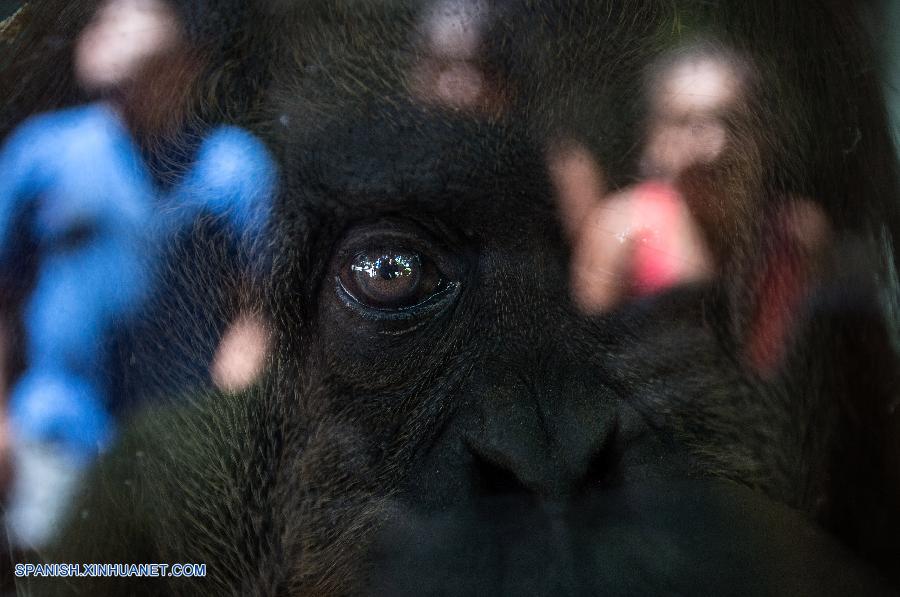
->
465, 416, 622, 498
471, 451, 532, 497
579, 423, 623, 493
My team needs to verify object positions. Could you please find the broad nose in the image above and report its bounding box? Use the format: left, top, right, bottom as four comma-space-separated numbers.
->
464, 366, 620, 498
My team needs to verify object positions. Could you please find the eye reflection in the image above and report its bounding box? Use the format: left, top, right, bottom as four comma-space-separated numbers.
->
340, 249, 447, 310
352, 253, 418, 282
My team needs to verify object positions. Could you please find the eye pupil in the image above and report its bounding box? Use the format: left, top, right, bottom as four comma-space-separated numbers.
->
376, 256, 411, 280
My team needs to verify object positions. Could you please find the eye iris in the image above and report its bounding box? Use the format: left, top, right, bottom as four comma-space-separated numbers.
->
348, 251, 425, 308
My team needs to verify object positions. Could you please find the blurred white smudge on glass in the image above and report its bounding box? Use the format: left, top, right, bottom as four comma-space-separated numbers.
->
75, 0, 180, 91
410, 0, 494, 111
641, 48, 747, 180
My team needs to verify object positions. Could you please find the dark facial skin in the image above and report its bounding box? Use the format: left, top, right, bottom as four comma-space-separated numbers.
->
4, 1, 900, 595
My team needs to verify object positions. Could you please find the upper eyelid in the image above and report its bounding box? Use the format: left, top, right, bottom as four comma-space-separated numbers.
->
337, 220, 430, 244
336, 213, 466, 246
334, 235, 433, 268
333, 222, 452, 267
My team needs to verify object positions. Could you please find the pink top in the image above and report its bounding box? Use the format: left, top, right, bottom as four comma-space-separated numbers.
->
629, 181, 685, 296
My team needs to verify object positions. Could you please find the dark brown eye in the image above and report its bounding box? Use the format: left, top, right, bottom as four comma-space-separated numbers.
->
339, 249, 447, 310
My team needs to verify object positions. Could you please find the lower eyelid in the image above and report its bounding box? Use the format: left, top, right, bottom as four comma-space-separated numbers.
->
334, 276, 460, 320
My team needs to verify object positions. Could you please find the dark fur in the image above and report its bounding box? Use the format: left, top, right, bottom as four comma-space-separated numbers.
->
3, 1, 900, 595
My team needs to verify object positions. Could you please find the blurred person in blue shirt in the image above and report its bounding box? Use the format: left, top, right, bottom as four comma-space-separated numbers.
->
0, 0, 274, 547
